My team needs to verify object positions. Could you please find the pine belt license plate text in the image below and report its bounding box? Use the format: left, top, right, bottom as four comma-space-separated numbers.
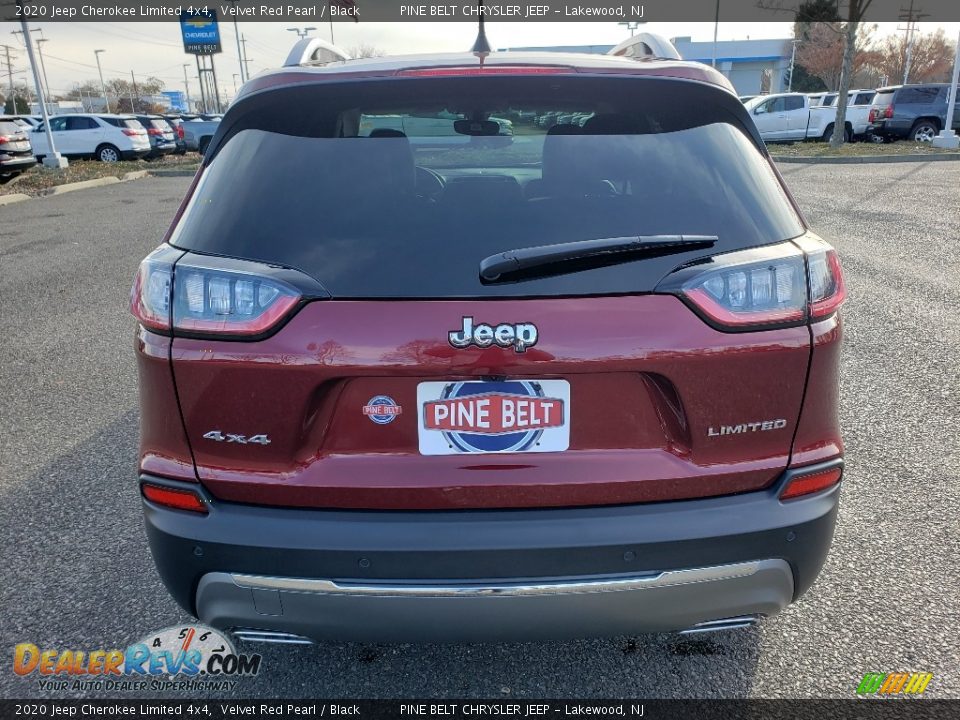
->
417, 380, 570, 455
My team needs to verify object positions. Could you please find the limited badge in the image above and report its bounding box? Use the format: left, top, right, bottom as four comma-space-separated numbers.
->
363, 395, 402, 425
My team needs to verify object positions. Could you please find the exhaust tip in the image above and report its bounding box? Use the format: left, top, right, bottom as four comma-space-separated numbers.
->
678, 615, 762, 635
232, 628, 314, 645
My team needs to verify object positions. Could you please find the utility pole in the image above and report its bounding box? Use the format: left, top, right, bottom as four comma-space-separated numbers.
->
1, 45, 16, 112
20, 22, 66, 167
130, 70, 139, 112
94, 49, 109, 112
228, 0, 245, 82
898, 0, 929, 85
241, 34, 252, 81
232, 73, 239, 95
182, 63, 192, 112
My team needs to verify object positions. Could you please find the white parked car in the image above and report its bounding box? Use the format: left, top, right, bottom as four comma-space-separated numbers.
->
30, 114, 151, 162
745, 92, 859, 143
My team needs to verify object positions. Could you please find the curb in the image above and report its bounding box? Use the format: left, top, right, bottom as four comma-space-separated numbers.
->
0, 193, 30, 206
774, 153, 960, 164
147, 168, 200, 177
39, 176, 121, 196
122, 170, 151, 181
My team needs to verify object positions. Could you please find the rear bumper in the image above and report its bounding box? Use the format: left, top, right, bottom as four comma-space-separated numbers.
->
142, 460, 841, 642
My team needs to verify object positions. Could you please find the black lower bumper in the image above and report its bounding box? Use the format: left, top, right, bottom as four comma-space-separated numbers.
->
142, 461, 841, 641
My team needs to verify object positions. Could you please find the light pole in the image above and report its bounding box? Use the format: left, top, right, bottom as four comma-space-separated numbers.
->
232, 73, 239, 95
35, 37, 51, 101
182, 64, 192, 112
787, 38, 798, 92
287, 27, 317, 40
94, 49, 109, 112
20, 22, 66, 167
931, 30, 960, 149
711, 0, 720, 68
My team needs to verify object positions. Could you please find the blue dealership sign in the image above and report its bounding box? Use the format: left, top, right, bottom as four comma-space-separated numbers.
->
180, 9, 222, 56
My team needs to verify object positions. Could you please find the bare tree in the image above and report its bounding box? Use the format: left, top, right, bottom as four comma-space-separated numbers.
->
347, 44, 384, 59
795, 22, 878, 90
872, 29, 954, 84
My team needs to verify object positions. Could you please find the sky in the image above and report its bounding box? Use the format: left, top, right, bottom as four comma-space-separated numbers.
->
1, 20, 958, 101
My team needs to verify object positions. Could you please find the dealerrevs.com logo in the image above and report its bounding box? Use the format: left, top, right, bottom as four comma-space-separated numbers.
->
13, 625, 261, 692
856, 672, 933, 696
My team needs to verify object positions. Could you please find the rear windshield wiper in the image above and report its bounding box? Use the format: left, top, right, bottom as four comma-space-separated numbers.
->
479, 235, 718, 283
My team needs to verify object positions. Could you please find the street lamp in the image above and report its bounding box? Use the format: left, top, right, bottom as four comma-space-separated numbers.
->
35, 37, 51, 101
20, 22, 66, 168
287, 27, 317, 40
94, 49, 109, 113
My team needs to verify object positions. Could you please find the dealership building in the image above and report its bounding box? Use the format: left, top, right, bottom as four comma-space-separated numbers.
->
500, 37, 793, 96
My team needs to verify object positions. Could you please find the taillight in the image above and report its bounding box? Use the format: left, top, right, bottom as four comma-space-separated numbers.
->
131, 249, 305, 338
669, 243, 808, 329
868, 108, 877, 122
173, 259, 300, 337
0, 136, 9, 143
884, 104, 894, 119
142, 483, 208, 514
659, 238, 846, 330
130, 247, 175, 331
147, 128, 163, 136
177, 126, 185, 139
121, 128, 143, 136
807, 247, 847, 319
780, 466, 842, 500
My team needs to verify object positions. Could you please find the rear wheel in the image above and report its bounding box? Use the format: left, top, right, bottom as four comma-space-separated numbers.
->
96, 144, 121, 163
822, 124, 852, 143
911, 120, 939, 143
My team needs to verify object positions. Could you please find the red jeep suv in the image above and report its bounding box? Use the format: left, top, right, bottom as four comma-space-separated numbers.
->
131, 49, 845, 644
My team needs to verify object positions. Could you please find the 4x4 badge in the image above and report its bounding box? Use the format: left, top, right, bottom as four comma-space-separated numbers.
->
448, 316, 538, 353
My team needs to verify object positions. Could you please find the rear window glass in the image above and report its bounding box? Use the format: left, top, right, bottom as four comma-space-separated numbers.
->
171, 76, 804, 298
897, 87, 941, 104
149, 119, 171, 130
873, 91, 895, 106
101, 117, 143, 129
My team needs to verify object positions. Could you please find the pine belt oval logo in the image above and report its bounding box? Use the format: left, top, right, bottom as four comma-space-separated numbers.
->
417, 380, 570, 455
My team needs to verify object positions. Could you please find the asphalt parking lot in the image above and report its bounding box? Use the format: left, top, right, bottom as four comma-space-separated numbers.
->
1, 162, 958, 699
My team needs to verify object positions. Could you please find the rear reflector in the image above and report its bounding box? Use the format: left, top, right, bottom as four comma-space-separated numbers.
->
141, 483, 208, 513
780, 467, 842, 500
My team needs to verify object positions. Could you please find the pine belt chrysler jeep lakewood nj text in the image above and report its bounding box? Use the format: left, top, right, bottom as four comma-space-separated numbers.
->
131, 46, 846, 643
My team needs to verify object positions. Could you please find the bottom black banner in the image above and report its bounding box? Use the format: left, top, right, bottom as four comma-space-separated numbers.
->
1, 700, 957, 720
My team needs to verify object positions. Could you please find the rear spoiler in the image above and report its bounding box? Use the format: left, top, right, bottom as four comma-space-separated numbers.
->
284, 37, 350, 67
608, 33, 681, 61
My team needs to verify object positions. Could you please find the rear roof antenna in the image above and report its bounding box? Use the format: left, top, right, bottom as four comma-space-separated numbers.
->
471, 0, 492, 65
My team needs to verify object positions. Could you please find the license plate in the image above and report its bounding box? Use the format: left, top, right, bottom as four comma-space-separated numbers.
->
417, 379, 570, 455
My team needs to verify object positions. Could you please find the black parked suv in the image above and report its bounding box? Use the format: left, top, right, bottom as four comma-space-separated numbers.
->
867, 83, 960, 142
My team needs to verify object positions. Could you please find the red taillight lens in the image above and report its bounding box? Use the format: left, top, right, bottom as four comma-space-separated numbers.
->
676, 243, 808, 329
172, 257, 301, 337
780, 466, 842, 500
868, 108, 877, 122
147, 128, 163, 136
142, 483, 208, 513
398, 66, 570, 77
884, 104, 894, 119
0, 135, 9, 143
807, 248, 846, 319
130, 250, 174, 331
177, 126, 185, 139
121, 128, 139, 136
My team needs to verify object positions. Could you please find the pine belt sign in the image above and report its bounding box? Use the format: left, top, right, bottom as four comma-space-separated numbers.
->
180, 9, 222, 55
